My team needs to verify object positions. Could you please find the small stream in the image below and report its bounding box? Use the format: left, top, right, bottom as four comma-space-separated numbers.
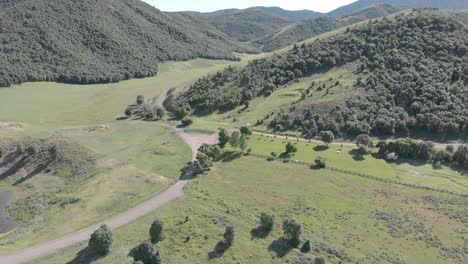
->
0, 188, 18, 234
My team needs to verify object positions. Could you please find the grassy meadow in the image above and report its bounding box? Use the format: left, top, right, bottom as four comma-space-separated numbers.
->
0, 58, 248, 253
35, 156, 467, 264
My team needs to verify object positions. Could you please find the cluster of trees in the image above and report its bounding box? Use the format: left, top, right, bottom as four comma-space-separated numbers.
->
88, 219, 165, 263
377, 139, 468, 167
194, 127, 252, 174
125, 95, 166, 121
0, 0, 249, 88
171, 10, 467, 139
253, 212, 326, 262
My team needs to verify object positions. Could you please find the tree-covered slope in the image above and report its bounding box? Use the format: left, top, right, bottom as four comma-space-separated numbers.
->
0, 0, 254, 87
185, 7, 322, 21
195, 9, 293, 42
328, 0, 468, 17
254, 4, 405, 52
169, 10, 468, 139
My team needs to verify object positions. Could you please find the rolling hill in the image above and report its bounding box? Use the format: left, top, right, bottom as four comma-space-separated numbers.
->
0, 0, 255, 88
191, 9, 293, 42
255, 4, 405, 52
328, 0, 468, 17
185, 6, 322, 21
170, 10, 468, 139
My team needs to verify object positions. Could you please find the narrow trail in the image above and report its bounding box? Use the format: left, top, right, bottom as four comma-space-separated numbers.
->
0, 129, 217, 264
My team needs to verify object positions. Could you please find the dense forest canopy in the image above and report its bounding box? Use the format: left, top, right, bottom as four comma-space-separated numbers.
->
169, 10, 468, 139
0, 0, 254, 87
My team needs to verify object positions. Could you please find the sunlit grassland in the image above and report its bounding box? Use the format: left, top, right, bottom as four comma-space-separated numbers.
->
36, 156, 467, 264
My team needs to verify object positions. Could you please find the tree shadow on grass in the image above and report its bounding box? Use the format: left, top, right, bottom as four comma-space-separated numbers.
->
67, 247, 101, 264
208, 241, 230, 260
250, 226, 271, 239
313, 145, 329, 152
219, 151, 241, 163
268, 238, 294, 257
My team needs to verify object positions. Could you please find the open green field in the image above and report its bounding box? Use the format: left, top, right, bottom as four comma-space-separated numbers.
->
247, 135, 468, 195
35, 155, 467, 264
0, 58, 249, 254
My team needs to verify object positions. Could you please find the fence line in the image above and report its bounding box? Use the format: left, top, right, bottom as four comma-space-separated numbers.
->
247, 153, 468, 197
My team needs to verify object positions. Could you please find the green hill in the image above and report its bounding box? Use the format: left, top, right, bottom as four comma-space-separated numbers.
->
254, 4, 406, 52
169, 10, 468, 139
0, 0, 254, 87
194, 9, 293, 42
327, 0, 468, 17
185, 6, 322, 21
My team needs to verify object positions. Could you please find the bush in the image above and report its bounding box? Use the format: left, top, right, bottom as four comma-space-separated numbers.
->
301, 240, 311, 253
223, 224, 235, 248
150, 219, 164, 244
314, 256, 326, 264
181, 117, 193, 127
282, 217, 302, 248
314, 158, 326, 168
130, 242, 161, 264
137, 95, 145, 105
88, 225, 113, 256
259, 212, 275, 232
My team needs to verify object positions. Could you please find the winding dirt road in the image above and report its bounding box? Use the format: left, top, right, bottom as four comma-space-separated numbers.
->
0, 129, 217, 264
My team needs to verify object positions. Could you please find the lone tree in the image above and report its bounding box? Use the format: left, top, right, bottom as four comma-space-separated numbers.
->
320, 131, 334, 146
282, 217, 302, 247
136, 95, 145, 105
239, 135, 249, 153
301, 240, 311, 253
240, 126, 253, 137
181, 117, 193, 127
218, 128, 230, 149
314, 256, 326, 264
259, 212, 275, 232
150, 219, 164, 244
223, 224, 235, 248
355, 134, 373, 150
155, 108, 166, 120
88, 225, 113, 256
230, 131, 241, 150
284, 142, 298, 157
131, 242, 161, 264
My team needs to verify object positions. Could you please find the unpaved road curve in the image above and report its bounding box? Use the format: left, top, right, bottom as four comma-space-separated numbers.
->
0, 129, 217, 264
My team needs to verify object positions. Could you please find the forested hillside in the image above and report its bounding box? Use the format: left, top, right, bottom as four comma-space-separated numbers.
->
328, 0, 468, 17
0, 0, 254, 87
169, 10, 468, 139
254, 4, 405, 52
193, 9, 293, 42
185, 7, 322, 21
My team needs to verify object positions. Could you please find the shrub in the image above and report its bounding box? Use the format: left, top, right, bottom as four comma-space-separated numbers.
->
282, 217, 302, 248
314, 256, 326, 264
301, 240, 311, 253
150, 219, 164, 244
181, 117, 193, 127
259, 212, 275, 232
137, 95, 145, 105
88, 225, 113, 256
223, 224, 235, 248
131, 242, 161, 264
314, 158, 326, 168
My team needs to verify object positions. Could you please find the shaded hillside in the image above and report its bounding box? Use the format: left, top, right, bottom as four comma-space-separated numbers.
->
328, 0, 468, 17
255, 4, 405, 52
196, 9, 293, 42
170, 10, 468, 138
185, 6, 322, 21
0, 0, 253, 87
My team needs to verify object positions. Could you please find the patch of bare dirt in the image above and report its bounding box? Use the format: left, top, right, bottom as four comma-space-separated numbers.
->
0, 122, 22, 131
81, 125, 109, 133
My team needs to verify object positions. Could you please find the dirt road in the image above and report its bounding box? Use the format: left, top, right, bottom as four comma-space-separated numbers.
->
0, 129, 217, 264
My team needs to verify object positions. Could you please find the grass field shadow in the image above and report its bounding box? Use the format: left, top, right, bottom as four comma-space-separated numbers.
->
268, 238, 294, 257
219, 151, 241, 163
250, 226, 271, 239
208, 241, 230, 260
67, 247, 101, 264
313, 145, 329, 152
